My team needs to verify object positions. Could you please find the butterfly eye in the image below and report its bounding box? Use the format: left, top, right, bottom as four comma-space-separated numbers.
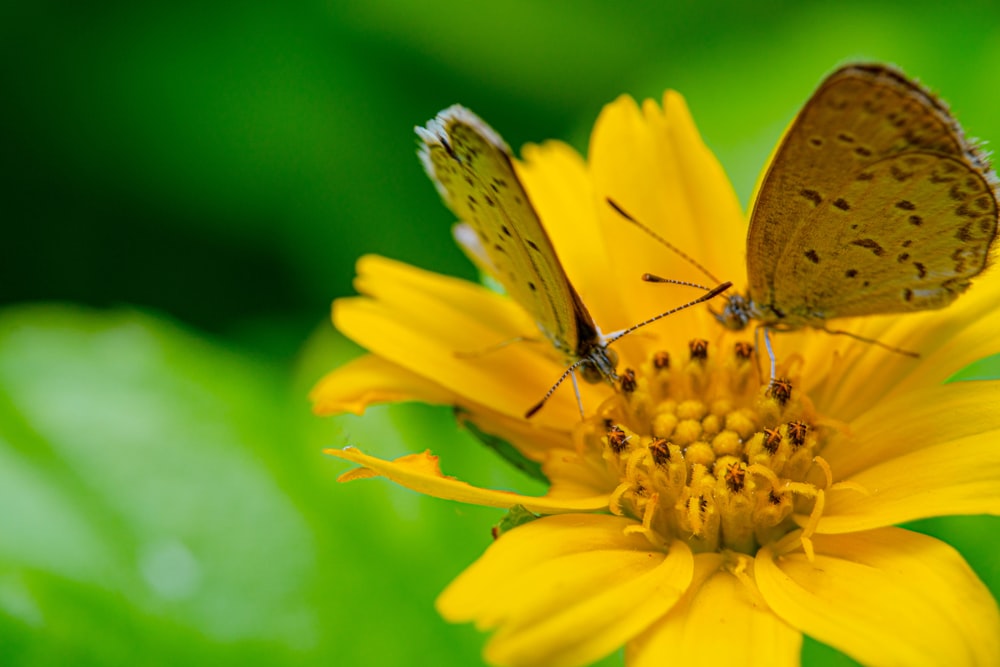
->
579, 363, 606, 385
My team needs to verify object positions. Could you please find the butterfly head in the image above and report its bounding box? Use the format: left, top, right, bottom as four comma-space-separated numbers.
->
713, 293, 753, 331
578, 345, 619, 385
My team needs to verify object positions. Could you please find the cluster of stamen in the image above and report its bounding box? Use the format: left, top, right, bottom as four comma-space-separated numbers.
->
587, 339, 838, 558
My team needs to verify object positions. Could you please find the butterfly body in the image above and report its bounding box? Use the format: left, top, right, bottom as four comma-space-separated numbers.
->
716, 63, 998, 335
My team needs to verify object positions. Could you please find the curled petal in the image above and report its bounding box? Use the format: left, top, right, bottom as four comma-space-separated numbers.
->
327, 447, 609, 514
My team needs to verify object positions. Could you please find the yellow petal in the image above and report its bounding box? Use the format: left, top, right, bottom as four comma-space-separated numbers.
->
542, 444, 620, 500
825, 380, 1000, 478
627, 554, 801, 667
456, 405, 572, 466
310, 354, 455, 415
589, 92, 746, 341
310, 354, 572, 463
437, 514, 694, 667
757, 528, 1000, 667
325, 447, 609, 514
818, 429, 1000, 533
334, 255, 609, 425
353, 254, 535, 336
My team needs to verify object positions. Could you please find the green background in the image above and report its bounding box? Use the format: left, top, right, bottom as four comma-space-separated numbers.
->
3, 1, 999, 665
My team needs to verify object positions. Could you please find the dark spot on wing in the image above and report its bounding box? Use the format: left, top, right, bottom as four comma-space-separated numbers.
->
897, 252, 910, 262
805, 249, 820, 263
914, 262, 927, 278
909, 215, 923, 226
441, 137, 457, 159
856, 172, 874, 181
526, 239, 540, 251
956, 203, 981, 218
850, 238, 886, 256
854, 146, 873, 157
845, 269, 858, 278
501, 225, 512, 237
952, 247, 967, 273
890, 165, 912, 181
903, 288, 913, 302
527, 281, 537, 291
809, 137, 823, 147
800, 189, 822, 205
833, 198, 850, 210
837, 132, 855, 143
895, 200, 916, 211
956, 224, 974, 242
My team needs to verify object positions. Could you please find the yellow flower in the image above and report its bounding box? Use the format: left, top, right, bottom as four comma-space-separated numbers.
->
312, 92, 1000, 666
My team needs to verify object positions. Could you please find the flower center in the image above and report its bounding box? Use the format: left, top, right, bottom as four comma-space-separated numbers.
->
584, 338, 834, 556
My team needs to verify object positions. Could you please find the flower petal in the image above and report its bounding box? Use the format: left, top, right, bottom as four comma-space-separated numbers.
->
326, 447, 609, 514
334, 255, 609, 425
628, 554, 801, 667
456, 405, 574, 466
819, 430, 1000, 533
824, 380, 1000, 478
438, 514, 694, 667
589, 91, 746, 339
310, 354, 456, 415
757, 528, 1000, 667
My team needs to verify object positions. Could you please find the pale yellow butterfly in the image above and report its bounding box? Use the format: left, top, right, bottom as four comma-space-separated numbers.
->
418, 106, 730, 416
619, 63, 999, 378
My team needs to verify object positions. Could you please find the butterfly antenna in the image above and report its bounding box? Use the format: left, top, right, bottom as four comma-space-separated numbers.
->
605, 282, 732, 345
641, 274, 719, 292
607, 198, 722, 284
525, 358, 590, 419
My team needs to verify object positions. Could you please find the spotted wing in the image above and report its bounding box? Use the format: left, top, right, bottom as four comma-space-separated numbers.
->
746, 63, 998, 325
417, 105, 600, 358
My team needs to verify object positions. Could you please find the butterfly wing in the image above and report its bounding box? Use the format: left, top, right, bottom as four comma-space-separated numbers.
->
417, 106, 602, 361
746, 63, 998, 326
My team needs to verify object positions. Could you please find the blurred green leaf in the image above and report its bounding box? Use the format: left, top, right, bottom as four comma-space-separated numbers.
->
0, 306, 316, 663
0, 306, 520, 665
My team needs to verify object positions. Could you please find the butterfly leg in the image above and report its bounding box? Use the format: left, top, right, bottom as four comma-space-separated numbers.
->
454, 335, 538, 359
761, 326, 777, 383
819, 326, 919, 359
569, 368, 586, 419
